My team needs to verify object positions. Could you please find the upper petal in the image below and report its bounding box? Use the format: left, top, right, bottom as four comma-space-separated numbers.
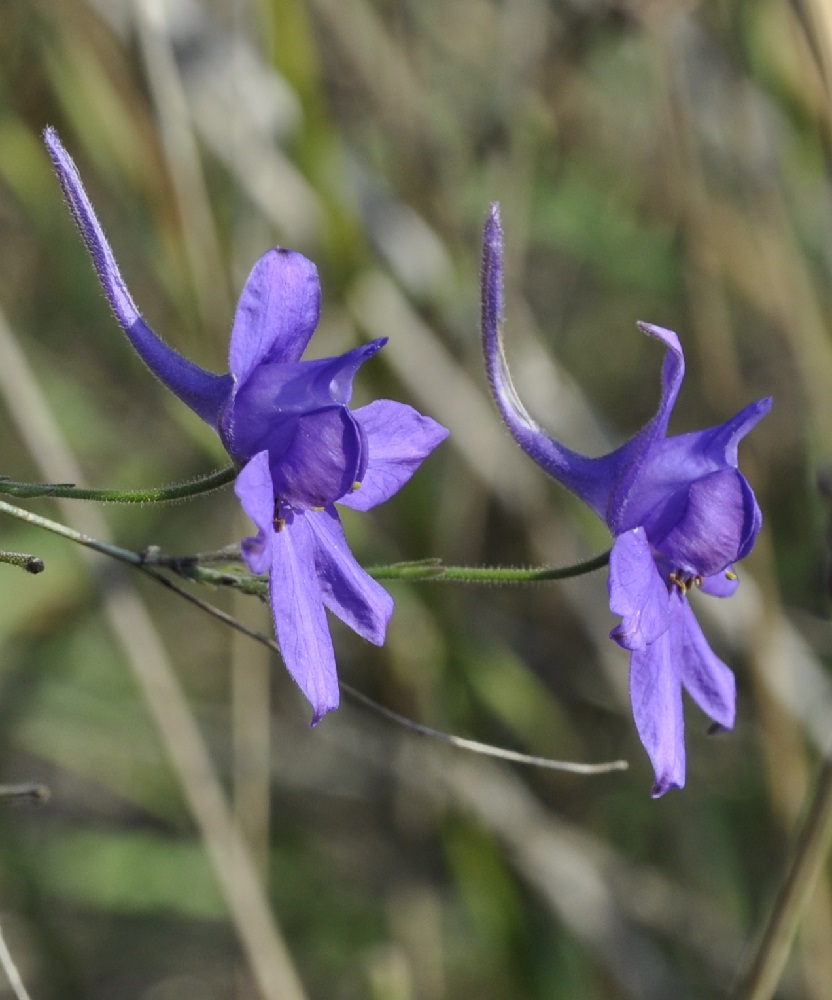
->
629, 632, 686, 797
229, 247, 322, 385
698, 396, 773, 467
269, 511, 340, 724
633, 322, 685, 440
337, 400, 449, 511
608, 527, 671, 650
222, 341, 386, 462
604, 322, 686, 533
306, 506, 394, 644
673, 594, 736, 730
45, 127, 232, 428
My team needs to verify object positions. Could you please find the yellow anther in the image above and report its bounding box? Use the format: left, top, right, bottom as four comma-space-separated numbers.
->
726, 570, 738, 581
273, 500, 284, 532
668, 571, 702, 594
351, 481, 362, 492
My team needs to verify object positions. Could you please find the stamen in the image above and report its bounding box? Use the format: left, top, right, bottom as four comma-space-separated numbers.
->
273, 500, 285, 532
351, 481, 362, 492
668, 571, 702, 594
726, 570, 738, 581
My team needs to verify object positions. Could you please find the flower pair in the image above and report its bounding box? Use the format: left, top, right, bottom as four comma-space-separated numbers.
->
481, 204, 771, 796
46, 126, 769, 794
45, 127, 447, 723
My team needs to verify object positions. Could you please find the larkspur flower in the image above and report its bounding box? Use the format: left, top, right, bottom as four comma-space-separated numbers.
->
45, 126, 448, 723
481, 203, 771, 796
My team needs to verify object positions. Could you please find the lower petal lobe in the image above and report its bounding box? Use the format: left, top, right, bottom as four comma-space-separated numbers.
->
608, 528, 671, 650
673, 594, 735, 729
235, 452, 276, 575
629, 633, 686, 797
269, 512, 339, 724
306, 506, 393, 644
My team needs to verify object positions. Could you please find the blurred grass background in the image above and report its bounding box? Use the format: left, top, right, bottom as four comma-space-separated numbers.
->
0, 0, 831, 997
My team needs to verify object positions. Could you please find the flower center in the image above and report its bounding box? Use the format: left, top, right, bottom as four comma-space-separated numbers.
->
667, 570, 702, 594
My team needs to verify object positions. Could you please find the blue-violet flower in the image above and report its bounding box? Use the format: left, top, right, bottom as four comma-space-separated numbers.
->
481, 203, 771, 795
45, 127, 448, 723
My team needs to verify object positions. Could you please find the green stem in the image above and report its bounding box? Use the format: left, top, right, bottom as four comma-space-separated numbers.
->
147, 550, 611, 594
0, 498, 144, 564
0, 465, 237, 502
367, 550, 610, 584
0, 493, 609, 599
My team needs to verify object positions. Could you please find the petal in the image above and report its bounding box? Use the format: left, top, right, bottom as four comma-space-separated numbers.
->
271, 407, 367, 509
44, 127, 232, 428
480, 204, 611, 516
699, 568, 739, 598
322, 340, 388, 405
240, 344, 385, 414
229, 248, 322, 384
629, 632, 686, 797
634, 322, 685, 440
306, 506, 394, 644
338, 400, 449, 511
221, 341, 386, 462
234, 451, 275, 575
605, 322, 685, 533
241, 532, 272, 576
673, 595, 735, 729
269, 511, 339, 724
735, 479, 764, 563
651, 470, 759, 577
698, 396, 773, 467
610, 398, 771, 534
608, 528, 671, 650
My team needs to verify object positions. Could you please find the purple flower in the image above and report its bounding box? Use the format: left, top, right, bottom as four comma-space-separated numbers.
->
45, 127, 448, 723
481, 203, 771, 796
